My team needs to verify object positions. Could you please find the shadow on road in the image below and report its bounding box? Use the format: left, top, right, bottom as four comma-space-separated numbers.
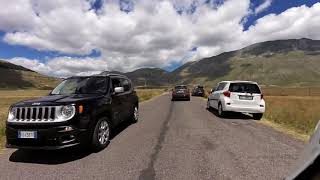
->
9, 147, 92, 165
171, 99, 190, 102
207, 108, 255, 120
9, 121, 133, 165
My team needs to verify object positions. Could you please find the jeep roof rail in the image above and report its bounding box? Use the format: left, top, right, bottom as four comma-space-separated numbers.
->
105, 73, 128, 78
67, 73, 128, 79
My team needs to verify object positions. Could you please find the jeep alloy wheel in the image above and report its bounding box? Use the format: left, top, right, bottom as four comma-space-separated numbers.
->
131, 106, 139, 123
98, 120, 110, 145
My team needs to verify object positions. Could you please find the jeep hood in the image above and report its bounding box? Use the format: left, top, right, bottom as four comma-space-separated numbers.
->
13, 94, 104, 107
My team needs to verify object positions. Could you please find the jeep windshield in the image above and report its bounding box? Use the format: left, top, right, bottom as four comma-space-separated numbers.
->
51, 76, 109, 95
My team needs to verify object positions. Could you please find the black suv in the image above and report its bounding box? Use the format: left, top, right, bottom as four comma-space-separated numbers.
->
6, 74, 139, 151
192, 85, 205, 97
172, 85, 190, 101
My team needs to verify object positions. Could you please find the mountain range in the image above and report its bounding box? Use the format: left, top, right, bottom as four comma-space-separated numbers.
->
0, 60, 60, 89
103, 38, 320, 87
2, 38, 320, 89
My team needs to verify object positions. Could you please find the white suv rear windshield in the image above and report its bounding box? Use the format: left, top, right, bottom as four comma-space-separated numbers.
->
229, 83, 261, 94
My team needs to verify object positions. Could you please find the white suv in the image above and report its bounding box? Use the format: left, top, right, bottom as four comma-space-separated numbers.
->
207, 81, 265, 120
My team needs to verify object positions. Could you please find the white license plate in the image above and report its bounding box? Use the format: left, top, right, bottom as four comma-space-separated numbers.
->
18, 131, 37, 139
239, 95, 253, 100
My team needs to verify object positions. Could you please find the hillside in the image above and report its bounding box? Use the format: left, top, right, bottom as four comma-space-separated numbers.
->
169, 38, 320, 87
125, 68, 169, 86
100, 68, 169, 87
0, 60, 60, 89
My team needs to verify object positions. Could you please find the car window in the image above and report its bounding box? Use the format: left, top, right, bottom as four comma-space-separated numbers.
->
215, 83, 226, 91
175, 86, 187, 90
82, 77, 107, 94
111, 78, 122, 89
195, 86, 204, 90
121, 78, 131, 92
229, 83, 261, 93
51, 77, 108, 95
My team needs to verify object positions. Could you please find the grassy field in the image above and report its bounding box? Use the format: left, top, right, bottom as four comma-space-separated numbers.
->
136, 89, 166, 102
263, 96, 320, 136
258, 87, 320, 138
0, 89, 166, 147
262, 87, 320, 96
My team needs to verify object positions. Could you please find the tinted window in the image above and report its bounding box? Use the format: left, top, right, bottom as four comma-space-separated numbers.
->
121, 78, 131, 92
111, 78, 122, 88
51, 77, 108, 95
194, 87, 204, 91
111, 78, 131, 92
216, 83, 226, 91
175, 85, 187, 90
229, 83, 261, 93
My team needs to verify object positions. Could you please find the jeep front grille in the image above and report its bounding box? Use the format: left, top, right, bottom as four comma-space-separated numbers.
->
10, 106, 59, 123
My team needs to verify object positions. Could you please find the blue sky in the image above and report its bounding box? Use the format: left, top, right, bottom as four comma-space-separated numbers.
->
1, 0, 319, 77
244, 0, 320, 30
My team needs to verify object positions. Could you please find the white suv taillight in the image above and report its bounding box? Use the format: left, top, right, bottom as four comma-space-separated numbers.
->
223, 91, 231, 97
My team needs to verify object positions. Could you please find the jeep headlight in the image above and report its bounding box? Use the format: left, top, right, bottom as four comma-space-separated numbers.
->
57, 105, 76, 121
7, 107, 16, 122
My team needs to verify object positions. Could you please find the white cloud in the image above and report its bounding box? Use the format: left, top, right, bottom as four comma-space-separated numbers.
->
254, 0, 272, 15
7, 57, 109, 77
1, 0, 320, 77
244, 3, 320, 44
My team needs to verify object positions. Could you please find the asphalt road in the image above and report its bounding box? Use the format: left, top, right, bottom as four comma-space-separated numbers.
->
0, 94, 305, 180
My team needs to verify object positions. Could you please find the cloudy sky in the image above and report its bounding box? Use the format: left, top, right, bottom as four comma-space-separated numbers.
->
0, 0, 320, 77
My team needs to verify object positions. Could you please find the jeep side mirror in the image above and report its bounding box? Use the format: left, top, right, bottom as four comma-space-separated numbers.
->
114, 87, 124, 94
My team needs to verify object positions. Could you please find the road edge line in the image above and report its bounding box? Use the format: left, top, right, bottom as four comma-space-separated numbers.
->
257, 119, 309, 142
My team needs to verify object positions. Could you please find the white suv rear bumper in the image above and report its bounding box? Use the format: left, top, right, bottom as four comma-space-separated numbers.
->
224, 104, 265, 113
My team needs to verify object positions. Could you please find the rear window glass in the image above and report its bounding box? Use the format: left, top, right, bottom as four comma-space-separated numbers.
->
229, 83, 261, 94
175, 86, 187, 90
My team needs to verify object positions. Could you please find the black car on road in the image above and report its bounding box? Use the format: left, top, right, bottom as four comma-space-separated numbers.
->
172, 85, 190, 101
6, 74, 139, 151
192, 85, 205, 97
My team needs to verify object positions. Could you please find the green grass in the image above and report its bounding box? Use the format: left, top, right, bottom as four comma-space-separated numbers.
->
136, 89, 166, 102
263, 96, 320, 136
262, 87, 320, 96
